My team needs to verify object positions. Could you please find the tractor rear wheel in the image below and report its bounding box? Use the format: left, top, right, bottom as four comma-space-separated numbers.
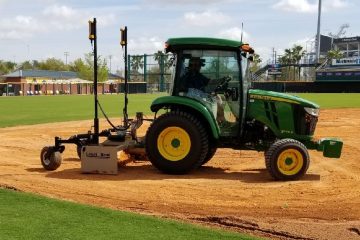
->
40, 146, 62, 171
145, 110, 209, 174
265, 139, 310, 181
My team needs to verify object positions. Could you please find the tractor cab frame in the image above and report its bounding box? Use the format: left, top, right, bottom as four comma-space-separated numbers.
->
151, 38, 254, 144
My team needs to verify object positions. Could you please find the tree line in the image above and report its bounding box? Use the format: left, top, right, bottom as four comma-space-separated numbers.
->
1, 50, 173, 83
0, 53, 109, 82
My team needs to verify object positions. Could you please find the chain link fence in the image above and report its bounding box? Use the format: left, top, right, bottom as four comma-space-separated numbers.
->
128, 53, 173, 93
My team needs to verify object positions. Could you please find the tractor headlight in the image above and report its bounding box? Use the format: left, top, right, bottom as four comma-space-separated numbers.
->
304, 107, 319, 117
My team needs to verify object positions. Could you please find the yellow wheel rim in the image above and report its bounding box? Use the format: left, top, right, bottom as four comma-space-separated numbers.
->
277, 148, 304, 176
157, 127, 191, 161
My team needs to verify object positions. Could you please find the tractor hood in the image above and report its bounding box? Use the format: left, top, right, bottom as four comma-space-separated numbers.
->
248, 89, 319, 108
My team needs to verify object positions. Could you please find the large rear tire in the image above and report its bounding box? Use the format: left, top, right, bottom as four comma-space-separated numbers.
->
265, 139, 310, 181
145, 111, 209, 174
40, 146, 62, 171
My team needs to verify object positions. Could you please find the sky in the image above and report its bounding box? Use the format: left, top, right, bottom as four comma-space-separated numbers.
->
0, 0, 359, 72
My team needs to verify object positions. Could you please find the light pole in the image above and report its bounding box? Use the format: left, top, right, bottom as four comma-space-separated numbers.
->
109, 55, 112, 73
315, 0, 322, 64
64, 52, 69, 65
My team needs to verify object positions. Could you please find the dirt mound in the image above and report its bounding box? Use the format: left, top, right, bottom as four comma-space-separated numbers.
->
1, 109, 360, 240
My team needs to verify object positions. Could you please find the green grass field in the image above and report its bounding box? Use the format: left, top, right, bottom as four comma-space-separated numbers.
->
0, 93, 359, 128
0, 94, 164, 128
293, 93, 360, 109
0, 188, 256, 240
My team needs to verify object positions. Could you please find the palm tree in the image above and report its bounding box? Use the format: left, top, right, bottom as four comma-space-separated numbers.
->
154, 50, 170, 72
130, 55, 144, 81
327, 49, 344, 60
279, 49, 292, 80
292, 45, 306, 80
249, 53, 262, 73
279, 45, 306, 80
253, 53, 262, 64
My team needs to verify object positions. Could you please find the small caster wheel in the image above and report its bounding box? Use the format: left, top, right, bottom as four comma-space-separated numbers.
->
40, 146, 62, 171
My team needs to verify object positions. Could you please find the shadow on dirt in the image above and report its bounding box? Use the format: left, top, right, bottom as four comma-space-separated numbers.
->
26, 167, 47, 173
27, 160, 320, 183
62, 157, 81, 162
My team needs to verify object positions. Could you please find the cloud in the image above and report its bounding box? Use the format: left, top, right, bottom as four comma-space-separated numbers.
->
43, 5, 77, 18
0, 15, 44, 40
217, 27, 250, 42
273, 0, 317, 13
273, 0, 348, 13
128, 36, 164, 55
0, 4, 117, 40
326, 0, 348, 8
184, 10, 230, 27
42, 5, 116, 30
292, 37, 314, 45
142, 0, 241, 5
253, 46, 273, 62
290, 37, 316, 52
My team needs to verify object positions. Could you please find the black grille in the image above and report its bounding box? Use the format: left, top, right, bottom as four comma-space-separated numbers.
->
304, 112, 318, 135
293, 106, 318, 136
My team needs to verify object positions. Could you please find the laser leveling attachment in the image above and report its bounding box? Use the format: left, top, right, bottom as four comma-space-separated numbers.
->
40, 18, 147, 174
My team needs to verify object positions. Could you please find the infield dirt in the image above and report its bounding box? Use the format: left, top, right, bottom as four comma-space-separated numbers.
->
1, 108, 360, 240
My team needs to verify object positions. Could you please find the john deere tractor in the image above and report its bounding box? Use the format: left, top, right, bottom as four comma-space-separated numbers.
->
145, 37, 343, 180
40, 33, 343, 181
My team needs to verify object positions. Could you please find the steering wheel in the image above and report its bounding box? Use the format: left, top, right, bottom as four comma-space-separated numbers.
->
214, 76, 232, 93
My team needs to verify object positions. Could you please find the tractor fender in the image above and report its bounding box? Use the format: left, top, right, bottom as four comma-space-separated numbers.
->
150, 96, 220, 139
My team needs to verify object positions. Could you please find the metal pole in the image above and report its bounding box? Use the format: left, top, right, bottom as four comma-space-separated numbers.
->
160, 53, 164, 92
64, 52, 69, 65
143, 54, 147, 83
272, 48, 275, 64
109, 55, 112, 73
93, 18, 99, 144
315, 0, 322, 64
123, 27, 128, 127
240, 22, 244, 42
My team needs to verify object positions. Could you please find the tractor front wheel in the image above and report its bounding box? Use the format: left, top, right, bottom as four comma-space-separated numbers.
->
201, 146, 217, 166
265, 139, 310, 181
40, 146, 62, 171
145, 111, 209, 174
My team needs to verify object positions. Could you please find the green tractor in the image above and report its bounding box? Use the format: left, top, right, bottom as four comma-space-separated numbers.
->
145, 37, 343, 180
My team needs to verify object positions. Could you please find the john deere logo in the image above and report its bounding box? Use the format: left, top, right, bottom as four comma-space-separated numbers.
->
250, 94, 299, 104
